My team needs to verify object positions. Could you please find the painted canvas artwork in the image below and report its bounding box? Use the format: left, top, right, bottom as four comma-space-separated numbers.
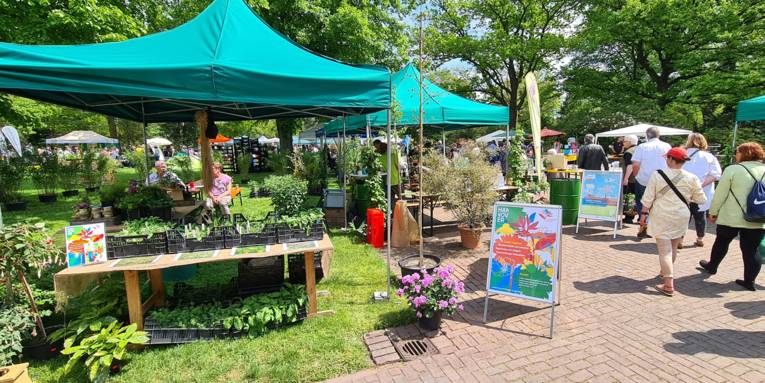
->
65, 223, 107, 267
579, 171, 622, 220
487, 203, 561, 303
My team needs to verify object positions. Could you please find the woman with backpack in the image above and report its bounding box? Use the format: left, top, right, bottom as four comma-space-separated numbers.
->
682, 133, 722, 247
699, 142, 765, 291
640, 147, 707, 296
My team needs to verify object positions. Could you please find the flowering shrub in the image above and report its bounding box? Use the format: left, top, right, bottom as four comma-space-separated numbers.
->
397, 265, 465, 319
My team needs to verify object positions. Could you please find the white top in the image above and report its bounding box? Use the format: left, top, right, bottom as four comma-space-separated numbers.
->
631, 138, 672, 185
641, 169, 706, 239
682, 148, 722, 211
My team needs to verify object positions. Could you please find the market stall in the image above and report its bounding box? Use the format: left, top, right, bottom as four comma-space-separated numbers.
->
733, 94, 765, 150
594, 123, 692, 142
0, 0, 393, 332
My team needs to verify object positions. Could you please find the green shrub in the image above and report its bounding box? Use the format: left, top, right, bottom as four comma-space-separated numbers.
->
264, 175, 307, 216
166, 155, 198, 182
99, 183, 127, 207
0, 305, 34, 366
59, 159, 82, 191
61, 321, 148, 382
267, 152, 291, 174
125, 150, 150, 183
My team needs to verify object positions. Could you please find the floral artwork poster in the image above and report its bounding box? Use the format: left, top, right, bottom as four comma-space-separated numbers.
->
578, 170, 622, 221
486, 203, 561, 304
65, 223, 107, 267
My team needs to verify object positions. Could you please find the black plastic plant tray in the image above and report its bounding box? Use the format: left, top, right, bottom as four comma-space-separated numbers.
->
288, 252, 324, 284
168, 227, 228, 252
237, 256, 285, 293
106, 233, 168, 259
238, 224, 278, 246
277, 221, 324, 244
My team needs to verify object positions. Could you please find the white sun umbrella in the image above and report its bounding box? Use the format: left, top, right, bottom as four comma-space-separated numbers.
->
595, 123, 693, 142
147, 137, 172, 146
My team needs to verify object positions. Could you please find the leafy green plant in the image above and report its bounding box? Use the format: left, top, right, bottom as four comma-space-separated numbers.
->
166, 155, 198, 182
59, 159, 82, 191
124, 150, 150, 183
282, 208, 324, 234
264, 175, 308, 216
506, 135, 528, 187
61, 321, 148, 383
149, 285, 306, 338
31, 151, 60, 196
180, 223, 213, 241
138, 186, 174, 209
266, 152, 291, 174
118, 217, 175, 238
0, 305, 35, 366
0, 156, 26, 203
337, 138, 362, 181
99, 183, 127, 207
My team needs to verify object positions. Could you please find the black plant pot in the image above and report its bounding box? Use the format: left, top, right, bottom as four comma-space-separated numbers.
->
85, 186, 99, 193
38, 194, 58, 203
125, 208, 142, 220
3, 200, 27, 211
398, 254, 441, 278
23, 325, 64, 360
145, 206, 172, 221
62, 190, 79, 197
417, 311, 442, 332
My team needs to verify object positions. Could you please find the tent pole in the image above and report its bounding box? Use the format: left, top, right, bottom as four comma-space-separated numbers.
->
342, 115, 347, 230
141, 100, 151, 182
442, 128, 446, 156
386, 109, 392, 300
418, 13, 424, 265
731, 121, 738, 164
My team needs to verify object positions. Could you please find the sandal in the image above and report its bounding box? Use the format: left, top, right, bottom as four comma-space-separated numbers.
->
653, 284, 674, 297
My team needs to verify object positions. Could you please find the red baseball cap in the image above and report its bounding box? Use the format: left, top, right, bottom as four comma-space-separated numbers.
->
664, 147, 690, 161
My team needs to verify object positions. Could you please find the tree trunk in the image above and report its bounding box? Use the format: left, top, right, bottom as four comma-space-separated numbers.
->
509, 81, 520, 132
107, 116, 118, 141
276, 119, 298, 153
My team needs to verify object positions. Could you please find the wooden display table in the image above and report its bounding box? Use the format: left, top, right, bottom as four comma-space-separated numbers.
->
55, 234, 334, 330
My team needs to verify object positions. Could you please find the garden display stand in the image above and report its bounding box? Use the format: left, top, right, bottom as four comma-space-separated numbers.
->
54, 234, 336, 331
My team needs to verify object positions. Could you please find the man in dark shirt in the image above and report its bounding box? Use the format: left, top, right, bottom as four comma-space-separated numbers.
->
577, 134, 610, 170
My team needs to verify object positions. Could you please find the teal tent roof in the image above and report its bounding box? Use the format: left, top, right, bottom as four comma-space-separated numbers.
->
737, 95, 765, 122
322, 64, 509, 134
0, 0, 390, 122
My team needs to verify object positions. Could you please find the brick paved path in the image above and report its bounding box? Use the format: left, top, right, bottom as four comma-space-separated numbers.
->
328, 219, 765, 383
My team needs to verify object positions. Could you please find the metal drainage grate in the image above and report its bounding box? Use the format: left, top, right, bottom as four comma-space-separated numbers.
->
391, 337, 438, 361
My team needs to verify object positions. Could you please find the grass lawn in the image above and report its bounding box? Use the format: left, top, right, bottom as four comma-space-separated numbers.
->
9, 165, 409, 382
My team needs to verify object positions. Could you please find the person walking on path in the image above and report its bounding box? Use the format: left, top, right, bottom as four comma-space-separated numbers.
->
699, 142, 765, 291
639, 147, 706, 296
632, 127, 672, 238
577, 134, 609, 171
681, 133, 721, 248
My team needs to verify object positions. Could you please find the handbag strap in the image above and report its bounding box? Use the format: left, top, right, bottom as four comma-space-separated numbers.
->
729, 164, 765, 215
657, 169, 689, 209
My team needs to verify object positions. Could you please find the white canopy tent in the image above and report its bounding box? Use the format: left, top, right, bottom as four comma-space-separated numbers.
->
477, 129, 516, 143
258, 136, 280, 144
595, 123, 692, 142
45, 130, 118, 145
1, 125, 22, 156
146, 137, 172, 146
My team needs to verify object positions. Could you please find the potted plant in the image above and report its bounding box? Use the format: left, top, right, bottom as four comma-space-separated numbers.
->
0, 222, 62, 366
61, 321, 148, 382
396, 265, 465, 331
423, 142, 500, 249
264, 175, 307, 217
0, 157, 27, 211
31, 152, 60, 203
237, 154, 252, 183
0, 306, 34, 371
138, 186, 174, 221
59, 158, 81, 197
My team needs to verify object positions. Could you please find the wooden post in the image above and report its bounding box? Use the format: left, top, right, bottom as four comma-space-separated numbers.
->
195, 110, 214, 196
124, 270, 143, 330
17, 271, 46, 338
148, 269, 165, 307
304, 251, 317, 317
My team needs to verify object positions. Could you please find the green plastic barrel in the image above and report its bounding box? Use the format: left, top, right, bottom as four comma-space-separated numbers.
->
549, 179, 581, 225
354, 184, 371, 218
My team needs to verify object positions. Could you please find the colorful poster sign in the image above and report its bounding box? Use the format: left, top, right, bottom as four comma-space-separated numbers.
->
578, 170, 622, 221
65, 223, 107, 267
486, 203, 562, 304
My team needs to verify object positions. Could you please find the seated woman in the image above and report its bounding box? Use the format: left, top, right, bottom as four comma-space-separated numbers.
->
205, 162, 233, 219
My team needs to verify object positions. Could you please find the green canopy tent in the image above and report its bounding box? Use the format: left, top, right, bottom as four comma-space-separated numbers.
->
0, 0, 390, 122
733, 95, 765, 152
322, 63, 509, 136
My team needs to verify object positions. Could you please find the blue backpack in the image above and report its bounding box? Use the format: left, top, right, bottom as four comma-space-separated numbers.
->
731, 164, 765, 223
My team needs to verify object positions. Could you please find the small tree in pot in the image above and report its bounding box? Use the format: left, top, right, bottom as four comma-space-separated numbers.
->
31, 152, 60, 203
0, 157, 27, 211
423, 142, 500, 248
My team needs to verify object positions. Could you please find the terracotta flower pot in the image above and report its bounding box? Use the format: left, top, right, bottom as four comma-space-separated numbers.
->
458, 224, 483, 249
